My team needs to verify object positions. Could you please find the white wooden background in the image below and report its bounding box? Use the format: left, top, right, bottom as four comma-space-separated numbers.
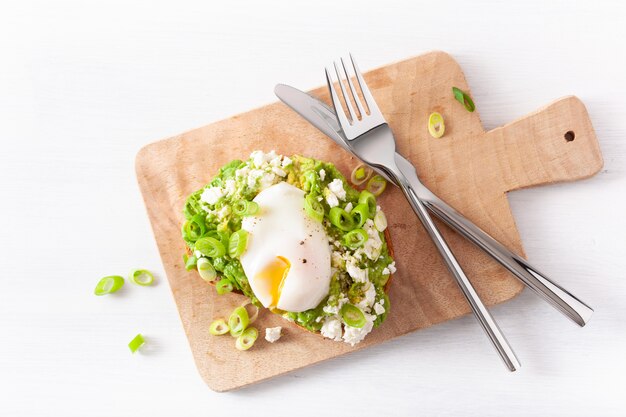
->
1, 1, 625, 415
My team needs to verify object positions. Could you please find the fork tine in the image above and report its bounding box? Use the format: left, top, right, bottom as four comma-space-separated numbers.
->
325, 67, 353, 130
341, 57, 367, 117
349, 53, 381, 116
333, 61, 358, 123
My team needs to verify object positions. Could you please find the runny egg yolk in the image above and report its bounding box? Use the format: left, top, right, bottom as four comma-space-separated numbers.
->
255, 256, 291, 307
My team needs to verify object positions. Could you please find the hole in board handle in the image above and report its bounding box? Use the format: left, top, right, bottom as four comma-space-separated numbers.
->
564, 131, 575, 142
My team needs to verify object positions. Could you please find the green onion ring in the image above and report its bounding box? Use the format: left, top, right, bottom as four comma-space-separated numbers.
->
428, 112, 445, 138
228, 229, 248, 258
342, 228, 369, 249
194, 236, 226, 258
228, 306, 250, 337
197, 258, 217, 282
216, 279, 233, 295
240, 300, 259, 324
341, 304, 366, 328
183, 254, 198, 271
329, 207, 356, 231
358, 190, 377, 218
366, 175, 387, 197
128, 334, 145, 353
350, 204, 370, 228
235, 327, 258, 351
452, 87, 475, 112
303, 193, 324, 223
94, 275, 124, 296
374, 210, 388, 232
182, 213, 206, 242
233, 200, 259, 216
350, 164, 373, 186
129, 269, 154, 286
209, 319, 230, 335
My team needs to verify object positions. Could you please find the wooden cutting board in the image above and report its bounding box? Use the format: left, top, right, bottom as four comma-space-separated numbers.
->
135, 51, 603, 392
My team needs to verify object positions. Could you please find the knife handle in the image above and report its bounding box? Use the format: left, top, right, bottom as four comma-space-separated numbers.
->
390, 163, 520, 372
394, 154, 594, 327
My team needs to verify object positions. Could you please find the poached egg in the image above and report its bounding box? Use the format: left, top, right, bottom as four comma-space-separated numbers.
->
240, 182, 332, 312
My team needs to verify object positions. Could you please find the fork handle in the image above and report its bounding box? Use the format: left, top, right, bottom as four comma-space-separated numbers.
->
388, 164, 520, 372
393, 155, 594, 327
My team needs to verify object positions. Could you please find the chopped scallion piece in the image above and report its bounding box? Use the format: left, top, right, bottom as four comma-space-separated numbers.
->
374, 210, 388, 232
329, 207, 356, 231
428, 112, 445, 138
233, 200, 259, 216
235, 327, 258, 351
129, 269, 154, 286
183, 254, 198, 271
350, 203, 370, 228
197, 258, 217, 282
94, 275, 124, 296
358, 190, 377, 218
303, 193, 324, 223
341, 304, 366, 328
209, 319, 230, 335
452, 87, 475, 112
128, 334, 145, 353
228, 306, 250, 337
194, 236, 226, 258
216, 279, 233, 295
342, 228, 369, 249
182, 214, 206, 243
240, 300, 259, 324
228, 229, 248, 258
350, 164, 373, 186
366, 175, 387, 197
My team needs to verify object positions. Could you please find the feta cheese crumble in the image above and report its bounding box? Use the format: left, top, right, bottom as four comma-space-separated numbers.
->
328, 178, 346, 200
265, 327, 282, 343
200, 186, 225, 205
321, 318, 343, 342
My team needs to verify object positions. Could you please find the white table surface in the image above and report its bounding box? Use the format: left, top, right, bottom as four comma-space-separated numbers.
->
2, 1, 625, 415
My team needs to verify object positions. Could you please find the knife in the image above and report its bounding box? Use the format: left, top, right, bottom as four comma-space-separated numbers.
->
274, 83, 594, 327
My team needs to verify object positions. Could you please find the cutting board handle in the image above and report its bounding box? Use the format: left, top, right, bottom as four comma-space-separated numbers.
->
484, 96, 603, 192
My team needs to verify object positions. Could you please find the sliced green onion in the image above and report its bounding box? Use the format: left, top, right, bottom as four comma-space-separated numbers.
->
342, 228, 369, 249
182, 214, 206, 242
452, 86, 475, 112
183, 254, 198, 271
303, 170, 321, 193
328, 207, 355, 231
129, 269, 154, 286
94, 275, 124, 296
216, 279, 233, 295
341, 304, 366, 328
374, 210, 388, 232
358, 190, 377, 218
194, 236, 226, 258
428, 112, 445, 138
128, 333, 145, 353
366, 175, 387, 197
235, 326, 258, 351
240, 300, 259, 324
209, 318, 230, 335
303, 193, 324, 223
233, 200, 259, 216
350, 204, 370, 228
228, 229, 248, 258
197, 258, 217, 282
350, 164, 373, 186
228, 306, 250, 337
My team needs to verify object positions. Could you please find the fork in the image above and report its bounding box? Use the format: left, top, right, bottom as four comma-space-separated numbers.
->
326, 54, 521, 371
